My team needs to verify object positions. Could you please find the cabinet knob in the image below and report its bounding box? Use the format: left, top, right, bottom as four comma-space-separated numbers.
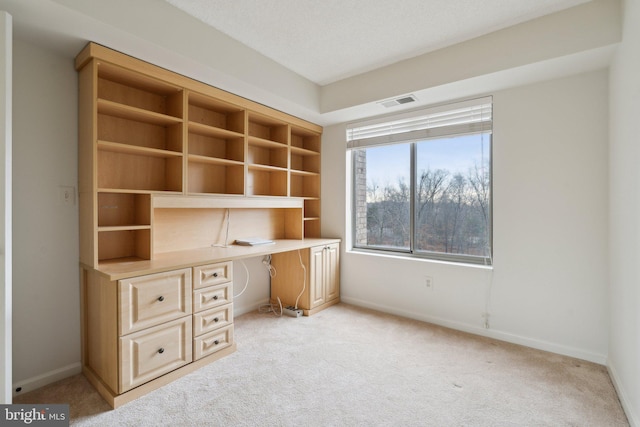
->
157, 296, 165, 302
212, 295, 219, 300
214, 317, 219, 323
212, 272, 218, 278
214, 340, 219, 345
158, 348, 165, 354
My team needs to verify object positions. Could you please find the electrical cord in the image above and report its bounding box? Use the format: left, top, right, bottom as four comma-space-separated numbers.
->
263, 254, 277, 277
293, 249, 306, 310
234, 259, 249, 298
211, 208, 230, 248
259, 297, 283, 317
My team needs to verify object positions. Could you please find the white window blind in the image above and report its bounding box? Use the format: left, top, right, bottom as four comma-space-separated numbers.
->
347, 96, 492, 149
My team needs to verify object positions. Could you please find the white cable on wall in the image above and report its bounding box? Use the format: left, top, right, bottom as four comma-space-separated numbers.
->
211, 208, 230, 248
294, 249, 306, 310
234, 259, 249, 298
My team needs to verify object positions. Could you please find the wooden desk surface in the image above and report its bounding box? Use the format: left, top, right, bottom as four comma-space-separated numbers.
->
90, 238, 341, 281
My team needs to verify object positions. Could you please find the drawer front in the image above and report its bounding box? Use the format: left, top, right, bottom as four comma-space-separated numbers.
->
119, 268, 192, 335
193, 303, 233, 337
193, 282, 232, 313
193, 324, 234, 360
119, 316, 192, 393
193, 262, 233, 289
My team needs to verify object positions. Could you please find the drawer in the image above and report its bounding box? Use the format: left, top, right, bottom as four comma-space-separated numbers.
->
119, 316, 192, 393
119, 268, 192, 335
193, 303, 233, 337
193, 262, 232, 289
193, 282, 232, 313
193, 324, 234, 360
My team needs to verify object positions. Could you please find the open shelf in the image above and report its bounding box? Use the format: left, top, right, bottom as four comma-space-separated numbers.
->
291, 126, 321, 153
248, 113, 288, 145
290, 172, 320, 199
98, 193, 151, 228
188, 160, 244, 195
98, 151, 183, 192
188, 93, 244, 134
247, 138, 288, 169
246, 166, 287, 197
97, 228, 151, 262
97, 114, 183, 153
188, 130, 244, 163
97, 62, 183, 119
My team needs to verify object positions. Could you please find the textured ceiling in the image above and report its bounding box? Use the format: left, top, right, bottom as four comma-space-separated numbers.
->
164, 0, 590, 85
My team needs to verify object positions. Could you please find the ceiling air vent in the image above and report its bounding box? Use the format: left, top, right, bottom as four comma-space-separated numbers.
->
378, 94, 418, 108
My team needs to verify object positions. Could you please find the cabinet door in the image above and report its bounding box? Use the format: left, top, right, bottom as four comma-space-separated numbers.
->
324, 243, 340, 302
309, 246, 325, 308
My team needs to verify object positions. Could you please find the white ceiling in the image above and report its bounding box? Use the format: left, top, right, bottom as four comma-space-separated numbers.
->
0, 0, 616, 126
164, 0, 590, 85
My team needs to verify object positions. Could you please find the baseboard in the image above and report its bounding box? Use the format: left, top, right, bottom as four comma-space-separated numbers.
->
608, 362, 639, 427
341, 296, 607, 364
12, 362, 82, 398
234, 297, 270, 317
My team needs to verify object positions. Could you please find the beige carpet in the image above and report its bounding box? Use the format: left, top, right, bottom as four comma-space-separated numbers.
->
15, 303, 628, 426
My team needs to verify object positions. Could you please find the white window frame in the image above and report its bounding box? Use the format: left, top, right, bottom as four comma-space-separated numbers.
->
347, 97, 493, 266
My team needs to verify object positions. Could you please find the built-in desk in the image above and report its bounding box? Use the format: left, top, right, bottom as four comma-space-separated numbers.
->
81, 238, 340, 408
94, 238, 340, 280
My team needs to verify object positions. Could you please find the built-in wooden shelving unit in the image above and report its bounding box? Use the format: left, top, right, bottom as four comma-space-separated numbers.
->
77, 43, 323, 268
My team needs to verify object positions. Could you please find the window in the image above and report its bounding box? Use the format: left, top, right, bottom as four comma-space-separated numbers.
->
348, 97, 492, 265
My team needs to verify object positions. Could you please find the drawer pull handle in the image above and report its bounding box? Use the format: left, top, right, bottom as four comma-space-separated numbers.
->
212, 272, 218, 278
214, 317, 219, 323
158, 348, 165, 354
157, 296, 165, 302
214, 340, 219, 345
212, 295, 219, 300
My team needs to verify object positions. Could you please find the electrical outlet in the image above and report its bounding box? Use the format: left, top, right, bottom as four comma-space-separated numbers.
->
425, 276, 434, 290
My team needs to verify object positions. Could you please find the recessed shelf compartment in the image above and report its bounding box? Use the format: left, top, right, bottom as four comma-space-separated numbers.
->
247, 140, 288, 169
188, 160, 244, 195
97, 62, 183, 119
188, 130, 244, 163
248, 113, 288, 145
97, 99, 183, 126
291, 126, 320, 152
247, 166, 287, 197
98, 150, 183, 192
290, 148, 320, 174
290, 172, 320, 199
98, 193, 151, 228
97, 115, 183, 154
97, 228, 151, 262
188, 93, 245, 134
303, 198, 321, 219
303, 218, 321, 238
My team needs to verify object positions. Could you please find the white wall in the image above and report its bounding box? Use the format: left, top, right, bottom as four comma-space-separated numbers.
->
0, 11, 12, 404
608, 0, 640, 424
11, 39, 80, 393
323, 69, 610, 364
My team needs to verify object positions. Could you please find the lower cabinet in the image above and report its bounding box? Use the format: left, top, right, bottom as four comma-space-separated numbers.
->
81, 261, 235, 408
270, 242, 340, 315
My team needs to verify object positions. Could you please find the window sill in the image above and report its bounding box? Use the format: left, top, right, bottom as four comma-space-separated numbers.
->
346, 247, 493, 270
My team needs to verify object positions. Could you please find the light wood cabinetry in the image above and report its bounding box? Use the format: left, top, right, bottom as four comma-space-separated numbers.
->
270, 242, 340, 315
76, 42, 335, 409
81, 263, 235, 407
77, 42, 323, 268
